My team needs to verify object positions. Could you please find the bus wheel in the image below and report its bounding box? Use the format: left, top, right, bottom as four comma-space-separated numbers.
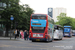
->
32, 40, 35, 42
46, 38, 49, 42
50, 37, 53, 42
69, 36, 72, 38
60, 37, 62, 40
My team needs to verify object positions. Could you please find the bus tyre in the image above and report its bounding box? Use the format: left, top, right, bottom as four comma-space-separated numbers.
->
59, 36, 61, 40
69, 36, 71, 38
50, 37, 53, 42
46, 38, 49, 42
60, 38, 62, 40
32, 40, 35, 42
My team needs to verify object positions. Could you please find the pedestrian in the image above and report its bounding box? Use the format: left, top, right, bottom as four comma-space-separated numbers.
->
17, 29, 20, 38
19, 30, 21, 38
21, 30, 24, 39
27, 31, 29, 40
24, 30, 28, 40
14, 29, 17, 39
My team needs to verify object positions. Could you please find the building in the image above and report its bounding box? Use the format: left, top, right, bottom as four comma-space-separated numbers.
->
0, 0, 19, 10
0, 1, 6, 10
0, 1, 5, 36
53, 8, 66, 22
48, 7, 66, 22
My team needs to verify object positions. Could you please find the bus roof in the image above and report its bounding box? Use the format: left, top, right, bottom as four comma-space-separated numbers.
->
31, 14, 47, 16
54, 25, 62, 27
54, 25, 63, 28
64, 26, 71, 27
32, 13, 47, 15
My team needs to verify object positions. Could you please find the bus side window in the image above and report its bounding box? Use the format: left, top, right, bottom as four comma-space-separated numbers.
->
59, 28, 61, 30
59, 28, 62, 31
50, 28, 52, 34
48, 28, 50, 34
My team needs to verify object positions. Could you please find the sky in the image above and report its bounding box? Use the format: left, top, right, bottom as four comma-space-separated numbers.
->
19, 0, 75, 18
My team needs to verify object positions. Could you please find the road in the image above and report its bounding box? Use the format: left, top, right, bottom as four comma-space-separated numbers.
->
0, 37, 75, 50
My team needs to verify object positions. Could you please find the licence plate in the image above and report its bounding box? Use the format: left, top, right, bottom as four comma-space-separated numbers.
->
36, 39, 40, 41
65, 34, 69, 35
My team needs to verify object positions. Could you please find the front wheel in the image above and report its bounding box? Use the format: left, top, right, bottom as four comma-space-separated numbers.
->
60, 37, 62, 40
46, 37, 49, 42
32, 40, 36, 42
50, 37, 53, 42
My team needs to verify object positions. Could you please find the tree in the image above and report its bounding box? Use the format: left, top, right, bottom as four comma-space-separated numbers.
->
0, 0, 20, 37
0, 0, 34, 36
17, 4, 34, 30
55, 13, 73, 29
71, 18, 75, 29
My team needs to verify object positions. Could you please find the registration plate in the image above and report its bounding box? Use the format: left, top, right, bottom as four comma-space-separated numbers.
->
36, 39, 40, 41
65, 34, 69, 35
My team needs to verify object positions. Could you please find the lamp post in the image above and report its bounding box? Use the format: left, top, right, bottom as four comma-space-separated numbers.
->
10, 15, 14, 40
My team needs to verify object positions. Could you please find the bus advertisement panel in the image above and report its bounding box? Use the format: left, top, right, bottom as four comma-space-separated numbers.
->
29, 14, 54, 42
63, 26, 72, 37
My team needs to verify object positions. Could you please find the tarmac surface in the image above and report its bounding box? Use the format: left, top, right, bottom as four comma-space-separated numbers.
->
0, 36, 75, 50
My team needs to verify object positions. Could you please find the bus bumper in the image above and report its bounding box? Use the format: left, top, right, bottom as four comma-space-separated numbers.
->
63, 33, 72, 37
63, 35, 71, 37
29, 38, 47, 41
72, 33, 75, 36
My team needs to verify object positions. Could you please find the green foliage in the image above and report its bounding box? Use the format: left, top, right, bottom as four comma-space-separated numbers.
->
55, 13, 75, 29
17, 4, 34, 30
71, 18, 75, 29
57, 13, 67, 21
0, 0, 34, 31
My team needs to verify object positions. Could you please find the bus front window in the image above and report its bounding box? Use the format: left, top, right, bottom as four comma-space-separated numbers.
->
32, 16, 46, 20
64, 27, 70, 33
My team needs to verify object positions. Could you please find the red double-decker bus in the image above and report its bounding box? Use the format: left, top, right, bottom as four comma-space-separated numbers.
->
29, 14, 54, 42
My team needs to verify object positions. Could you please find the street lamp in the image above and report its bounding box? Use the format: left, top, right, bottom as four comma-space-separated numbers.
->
10, 15, 14, 40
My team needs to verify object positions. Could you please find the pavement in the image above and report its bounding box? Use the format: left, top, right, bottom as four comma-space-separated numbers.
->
0, 36, 71, 41
0, 37, 25, 41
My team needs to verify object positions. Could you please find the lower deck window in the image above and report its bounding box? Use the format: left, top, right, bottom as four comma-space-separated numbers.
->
32, 27, 45, 33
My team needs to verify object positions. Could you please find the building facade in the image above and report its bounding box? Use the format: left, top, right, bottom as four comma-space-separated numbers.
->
0, 1, 6, 10
48, 7, 66, 22
53, 8, 66, 22
0, 0, 6, 30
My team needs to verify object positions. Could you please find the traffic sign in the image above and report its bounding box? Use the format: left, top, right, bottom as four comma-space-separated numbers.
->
10, 15, 14, 40
10, 16, 14, 20
48, 8, 53, 18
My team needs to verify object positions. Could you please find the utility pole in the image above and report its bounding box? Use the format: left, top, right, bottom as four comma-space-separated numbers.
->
10, 15, 14, 40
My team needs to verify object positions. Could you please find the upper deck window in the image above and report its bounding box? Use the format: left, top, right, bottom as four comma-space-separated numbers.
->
32, 14, 46, 20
